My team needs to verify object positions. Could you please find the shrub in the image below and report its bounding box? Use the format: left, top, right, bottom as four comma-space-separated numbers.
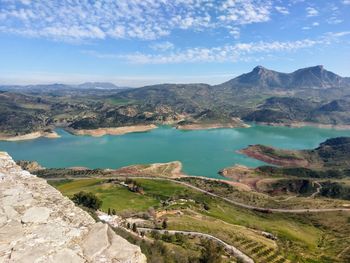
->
71, 191, 102, 210
132, 223, 137, 232
162, 219, 168, 229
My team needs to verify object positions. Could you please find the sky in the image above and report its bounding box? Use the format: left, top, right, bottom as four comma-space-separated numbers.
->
0, 0, 350, 87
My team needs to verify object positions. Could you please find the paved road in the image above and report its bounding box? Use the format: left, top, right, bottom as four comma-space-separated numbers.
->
46, 175, 350, 213
138, 227, 254, 263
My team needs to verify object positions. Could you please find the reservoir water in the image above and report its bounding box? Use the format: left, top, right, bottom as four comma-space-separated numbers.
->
1, 125, 350, 178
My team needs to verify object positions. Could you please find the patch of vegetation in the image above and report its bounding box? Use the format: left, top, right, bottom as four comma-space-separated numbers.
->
320, 181, 350, 200
257, 145, 304, 160
256, 166, 350, 178
71, 191, 102, 210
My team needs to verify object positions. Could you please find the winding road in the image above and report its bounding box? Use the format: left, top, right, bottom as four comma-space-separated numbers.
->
138, 227, 254, 263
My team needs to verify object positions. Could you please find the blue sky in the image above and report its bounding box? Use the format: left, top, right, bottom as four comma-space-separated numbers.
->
0, 0, 350, 87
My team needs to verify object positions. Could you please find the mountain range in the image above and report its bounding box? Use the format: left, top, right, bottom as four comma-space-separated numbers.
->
219, 65, 350, 90
0, 82, 129, 92
1, 65, 350, 92
1, 65, 350, 136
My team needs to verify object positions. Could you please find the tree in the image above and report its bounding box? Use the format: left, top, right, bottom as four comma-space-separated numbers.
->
132, 223, 137, 232
108, 208, 111, 215
150, 230, 161, 240
71, 191, 102, 210
203, 202, 210, 211
161, 232, 175, 243
199, 239, 224, 263
112, 209, 116, 215
175, 232, 187, 245
162, 219, 168, 229
127, 222, 131, 229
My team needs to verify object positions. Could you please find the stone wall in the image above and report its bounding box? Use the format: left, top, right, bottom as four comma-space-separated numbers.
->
0, 152, 146, 263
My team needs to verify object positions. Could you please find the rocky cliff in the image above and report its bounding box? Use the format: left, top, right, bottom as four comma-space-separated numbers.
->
0, 152, 146, 263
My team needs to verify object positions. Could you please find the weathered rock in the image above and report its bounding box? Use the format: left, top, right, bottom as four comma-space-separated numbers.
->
21, 207, 51, 223
0, 151, 146, 263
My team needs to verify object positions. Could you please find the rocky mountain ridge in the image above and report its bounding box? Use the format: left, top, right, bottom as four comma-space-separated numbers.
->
219, 65, 350, 90
0, 151, 146, 263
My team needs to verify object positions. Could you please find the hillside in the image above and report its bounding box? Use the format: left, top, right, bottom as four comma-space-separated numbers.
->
1, 65, 350, 138
241, 137, 350, 170
219, 137, 350, 202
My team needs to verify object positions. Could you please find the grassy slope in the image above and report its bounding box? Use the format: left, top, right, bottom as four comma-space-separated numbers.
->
50, 178, 350, 262
52, 179, 158, 212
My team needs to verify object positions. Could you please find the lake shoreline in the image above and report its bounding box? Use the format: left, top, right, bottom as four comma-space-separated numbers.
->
0, 131, 60, 142
176, 122, 250, 130
1, 121, 350, 142
256, 121, 350, 130
176, 117, 250, 130
66, 124, 158, 137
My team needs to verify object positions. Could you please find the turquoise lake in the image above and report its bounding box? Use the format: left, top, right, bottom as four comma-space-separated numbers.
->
1, 125, 350, 178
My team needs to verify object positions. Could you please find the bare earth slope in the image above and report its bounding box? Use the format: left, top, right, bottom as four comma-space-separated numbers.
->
0, 152, 146, 263
240, 137, 350, 169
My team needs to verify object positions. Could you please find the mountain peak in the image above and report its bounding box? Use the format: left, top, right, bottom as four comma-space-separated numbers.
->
252, 65, 268, 73
304, 65, 324, 72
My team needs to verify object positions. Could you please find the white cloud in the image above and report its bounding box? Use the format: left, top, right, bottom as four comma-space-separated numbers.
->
150, 41, 175, 52
302, 21, 319, 30
343, 0, 350, 4
275, 6, 289, 15
227, 26, 241, 39
84, 31, 350, 64
306, 7, 319, 17
0, 0, 273, 41
20, 0, 31, 5
327, 17, 343, 25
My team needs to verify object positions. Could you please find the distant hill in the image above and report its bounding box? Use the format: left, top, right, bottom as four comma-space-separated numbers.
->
0, 82, 130, 91
77, 82, 129, 90
244, 96, 350, 125
218, 65, 350, 90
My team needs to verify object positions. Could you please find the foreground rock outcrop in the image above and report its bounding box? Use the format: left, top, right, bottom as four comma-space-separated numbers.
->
0, 152, 146, 263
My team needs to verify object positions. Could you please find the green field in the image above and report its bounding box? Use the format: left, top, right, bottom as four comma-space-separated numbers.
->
51, 179, 158, 212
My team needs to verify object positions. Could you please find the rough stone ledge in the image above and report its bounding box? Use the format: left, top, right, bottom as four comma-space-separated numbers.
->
0, 152, 146, 263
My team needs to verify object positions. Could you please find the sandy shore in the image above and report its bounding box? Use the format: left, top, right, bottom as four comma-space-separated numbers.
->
68, 124, 158, 137
0, 131, 60, 141
257, 121, 350, 130
176, 120, 250, 130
